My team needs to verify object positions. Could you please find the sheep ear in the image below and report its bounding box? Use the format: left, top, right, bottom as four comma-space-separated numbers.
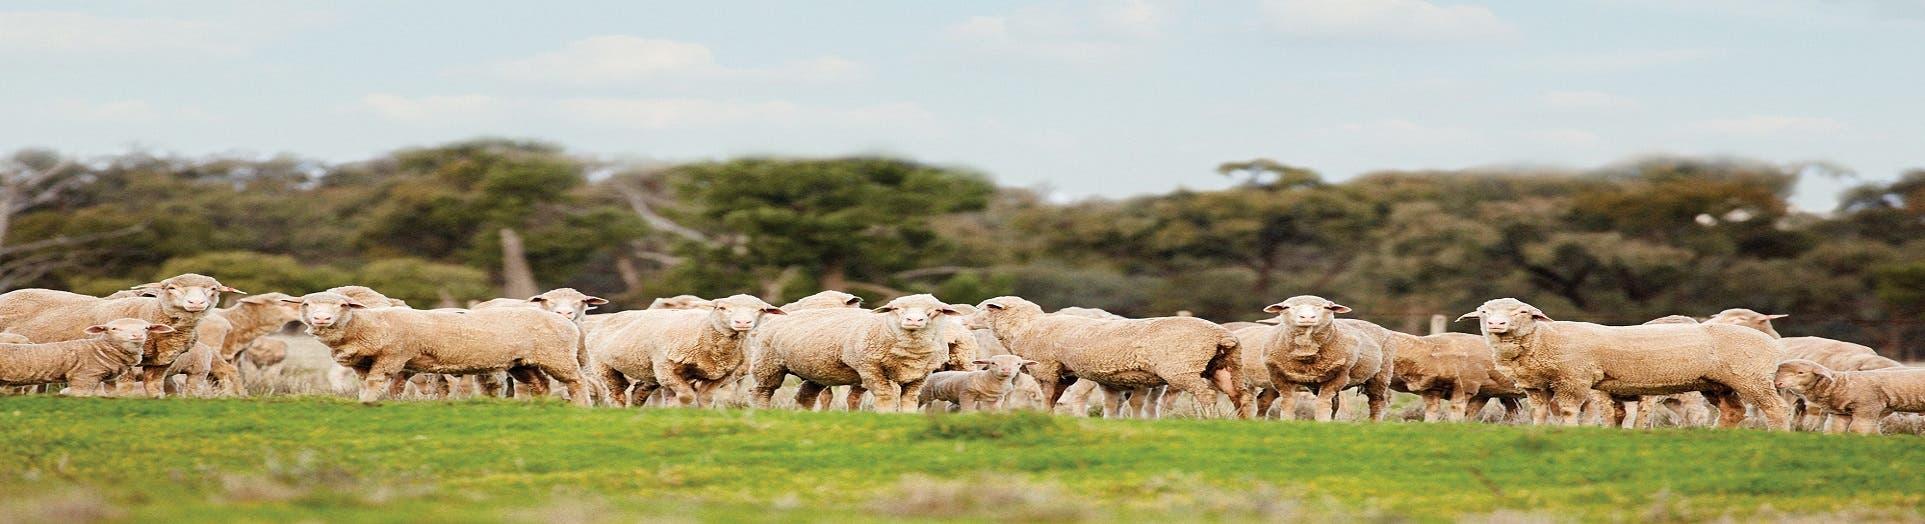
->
219, 286, 246, 294
872, 305, 898, 314
585, 297, 609, 306
843, 297, 863, 306
1021, 360, 1038, 366
1526, 309, 1551, 321
1765, 314, 1788, 320
1257, 318, 1281, 325
528, 296, 548, 303
146, 324, 176, 333
1262, 303, 1287, 314
130, 283, 163, 291
971, 359, 993, 365
937, 307, 962, 316
83, 325, 109, 334
1455, 311, 1481, 322
1326, 303, 1352, 314
344, 302, 369, 310
982, 302, 1005, 311
761, 307, 787, 315
279, 298, 304, 305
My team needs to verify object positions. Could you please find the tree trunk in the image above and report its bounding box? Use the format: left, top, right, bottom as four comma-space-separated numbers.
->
499, 227, 540, 299
821, 262, 848, 292
761, 266, 800, 303
614, 255, 642, 294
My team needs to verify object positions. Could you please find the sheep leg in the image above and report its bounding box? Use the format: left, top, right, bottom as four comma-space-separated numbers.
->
1143, 386, 1167, 419
476, 373, 504, 398
897, 379, 927, 413
599, 368, 633, 407
506, 368, 549, 398
1307, 382, 1341, 422
856, 368, 903, 413
823, 386, 843, 410
1849, 410, 1884, 434
1725, 378, 1791, 431
748, 361, 788, 410
1209, 368, 1249, 419
1549, 387, 1592, 426
1827, 414, 1852, 434
1063, 380, 1097, 417
358, 360, 407, 404
844, 385, 867, 411
648, 361, 701, 408
793, 382, 825, 411
1464, 396, 1491, 423
1163, 373, 1223, 419
1525, 389, 1551, 425
1255, 388, 1281, 419
1126, 387, 1149, 418
1499, 397, 1524, 422
1422, 393, 1442, 422
1159, 387, 1183, 416
208, 357, 242, 397
136, 366, 169, 398
1099, 384, 1127, 418
1608, 397, 1632, 428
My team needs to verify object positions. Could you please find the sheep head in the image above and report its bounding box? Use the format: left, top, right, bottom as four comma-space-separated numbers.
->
131, 273, 241, 315
702, 294, 782, 332
234, 292, 303, 325
781, 290, 863, 312
648, 295, 709, 310
283, 292, 369, 331
1457, 298, 1550, 336
974, 354, 1037, 380
1773, 359, 1832, 393
527, 287, 608, 321
1262, 295, 1349, 329
871, 294, 958, 331
1705, 308, 1786, 335
84, 318, 174, 360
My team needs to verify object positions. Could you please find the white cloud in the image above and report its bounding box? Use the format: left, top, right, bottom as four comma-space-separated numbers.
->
490, 35, 859, 85
1687, 115, 1847, 137
554, 98, 933, 131
361, 94, 506, 124
1523, 128, 1602, 148
1538, 90, 1639, 110
1326, 119, 1483, 146
0, 11, 243, 58
945, 1, 1167, 63
1531, 48, 1724, 73
1262, 0, 1514, 42
44, 98, 215, 124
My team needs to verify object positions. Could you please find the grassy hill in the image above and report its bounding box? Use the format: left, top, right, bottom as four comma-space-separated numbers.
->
2, 396, 1922, 523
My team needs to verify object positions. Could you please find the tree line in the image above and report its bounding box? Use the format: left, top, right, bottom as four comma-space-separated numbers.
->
4, 139, 1922, 357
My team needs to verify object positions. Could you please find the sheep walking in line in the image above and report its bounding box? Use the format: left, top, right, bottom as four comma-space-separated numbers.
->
287, 292, 591, 406
0, 273, 239, 398
751, 294, 962, 413
589, 294, 784, 408
974, 296, 1249, 419
1387, 331, 1526, 423
1459, 298, 1790, 430
1775, 359, 1925, 434
919, 354, 1038, 413
1708, 308, 1904, 430
0, 318, 173, 395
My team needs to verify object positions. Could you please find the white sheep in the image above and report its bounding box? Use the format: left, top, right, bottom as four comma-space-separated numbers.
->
918, 354, 1039, 412
750, 294, 962, 413
0, 318, 173, 395
1775, 359, 1925, 434
0, 273, 238, 398
588, 294, 783, 407
1387, 331, 1526, 423
286, 292, 590, 405
1458, 298, 1790, 429
1237, 296, 1392, 422
973, 296, 1249, 419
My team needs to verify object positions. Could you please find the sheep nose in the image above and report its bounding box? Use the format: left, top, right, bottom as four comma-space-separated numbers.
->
730, 320, 754, 330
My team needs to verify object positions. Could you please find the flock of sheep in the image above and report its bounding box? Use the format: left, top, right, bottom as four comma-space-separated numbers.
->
1, 272, 1920, 435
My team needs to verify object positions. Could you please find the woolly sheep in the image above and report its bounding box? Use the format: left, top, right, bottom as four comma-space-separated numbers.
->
1458, 298, 1790, 429
648, 295, 708, 310
1237, 296, 1392, 422
471, 288, 609, 322
0, 318, 173, 395
325, 286, 409, 308
1387, 331, 1526, 422
1050, 306, 1166, 418
0, 273, 238, 397
1775, 359, 1925, 434
740, 290, 866, 410
750, 294, 962, 413
973, 296, 1249, 419
918, 354, 1038, 413
286, 292, 590, 405
240, 338, 289, 383
589, 294, 783, 407
1706, 307, 1902, 429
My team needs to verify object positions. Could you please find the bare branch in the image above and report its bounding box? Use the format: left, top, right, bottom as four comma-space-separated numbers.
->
612, 182, 711, 244
893, 266, 977, 280
0, 224, 147, 256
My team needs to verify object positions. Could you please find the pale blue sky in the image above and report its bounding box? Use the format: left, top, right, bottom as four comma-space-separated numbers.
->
3, 1, 1920, 211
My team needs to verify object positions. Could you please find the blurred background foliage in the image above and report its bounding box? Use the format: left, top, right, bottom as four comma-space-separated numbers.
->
3, 139, 1922, 356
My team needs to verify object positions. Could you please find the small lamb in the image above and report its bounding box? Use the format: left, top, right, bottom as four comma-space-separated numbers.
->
0, 318, 173, 395
1775, 359, 1925, 434
918, 354, 1038, 413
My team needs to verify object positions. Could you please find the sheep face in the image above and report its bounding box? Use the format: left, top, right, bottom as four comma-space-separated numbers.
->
1262, 295, 1350, 328
284, 292, 369, 330
528, 288, 608, 321
1773, 359, 1832, 392
84, 318, 174, 360
974, 354, 1037, 380
235, 293, 303, 324
1706, 308, 1785, 334
649, 295, 709, 310
131, 273, 240, 314
1457, 298, 1550, 336
873, 294, 958, 331
703, 294, 783, 332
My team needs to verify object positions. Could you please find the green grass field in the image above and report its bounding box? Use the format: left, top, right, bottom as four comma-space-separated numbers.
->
2, 396, 1923, 523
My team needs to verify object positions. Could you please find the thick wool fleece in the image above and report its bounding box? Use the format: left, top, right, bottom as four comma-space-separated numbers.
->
1777, 359, 1925, 434
1387, 331, 1525, 422
588, 294, 778, 407
749, 294, 958, 413
975, 296, 1249, 419
1237, 301, 1389, 422
0, 319, 157, 394
0, 274, 230, 397
299, 293, 587, 406
1464, 298, 1790, 430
